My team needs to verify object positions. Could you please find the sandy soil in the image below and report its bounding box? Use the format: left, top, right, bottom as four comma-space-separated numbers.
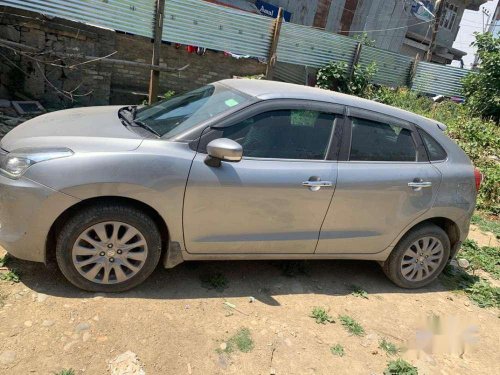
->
0, 225, 498, 375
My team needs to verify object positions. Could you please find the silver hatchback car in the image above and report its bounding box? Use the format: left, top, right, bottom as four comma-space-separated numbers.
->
0, 80, 481, 292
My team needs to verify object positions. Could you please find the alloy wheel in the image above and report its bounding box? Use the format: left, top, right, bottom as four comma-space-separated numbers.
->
72, 221, 148, 284
400, 236, 444, 282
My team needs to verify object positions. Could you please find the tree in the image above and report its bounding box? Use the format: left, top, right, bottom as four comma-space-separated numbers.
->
462, 33, 500, 122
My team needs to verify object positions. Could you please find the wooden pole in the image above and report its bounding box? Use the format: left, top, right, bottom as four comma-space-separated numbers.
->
409, 53, 420, 87
425, 0, 444, 62
348, 41, 363, 79
265, 7, 284, 80
148, 0, 166, 104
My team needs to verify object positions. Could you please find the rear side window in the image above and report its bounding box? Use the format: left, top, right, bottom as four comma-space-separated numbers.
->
349, 118, 416, 162
418, 129, 447, 161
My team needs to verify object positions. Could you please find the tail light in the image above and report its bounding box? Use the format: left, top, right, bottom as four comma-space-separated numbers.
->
474, 168, 483, 192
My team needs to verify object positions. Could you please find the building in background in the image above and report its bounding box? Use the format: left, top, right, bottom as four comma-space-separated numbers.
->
487, 0, 500, 35
226, 0, 488, 64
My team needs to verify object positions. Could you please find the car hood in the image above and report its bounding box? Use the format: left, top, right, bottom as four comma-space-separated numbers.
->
0, 106, 143, 153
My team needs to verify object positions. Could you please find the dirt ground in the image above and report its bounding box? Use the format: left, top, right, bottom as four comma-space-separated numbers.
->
0, 225, 499, 375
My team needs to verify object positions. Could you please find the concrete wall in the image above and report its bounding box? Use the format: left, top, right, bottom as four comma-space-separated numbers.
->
0, 7, 265, 108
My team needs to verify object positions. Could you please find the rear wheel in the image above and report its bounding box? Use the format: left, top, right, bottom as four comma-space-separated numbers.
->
383, 223, 450, 288
56, 204, 162, 292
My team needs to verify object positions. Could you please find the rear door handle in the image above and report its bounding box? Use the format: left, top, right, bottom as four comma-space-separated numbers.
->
302, 180, 333, 191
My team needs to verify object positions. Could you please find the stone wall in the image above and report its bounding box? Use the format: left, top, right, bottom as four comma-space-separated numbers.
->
0, 6, 266, 107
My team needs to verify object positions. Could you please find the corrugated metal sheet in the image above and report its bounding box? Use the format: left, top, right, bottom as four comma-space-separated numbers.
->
277, 22, 358, 67
412, 61, 470, 97
163, 0, 275, 59
274, 62, 307, 85
0, 0, 155, 37
358, 46, 413, 87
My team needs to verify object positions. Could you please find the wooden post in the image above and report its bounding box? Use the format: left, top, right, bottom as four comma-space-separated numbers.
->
148, 0, 166, 104
265, 7, 284, 80
409, 53, 420, 87
348, 41, 363, 79
425, 0, 444, 62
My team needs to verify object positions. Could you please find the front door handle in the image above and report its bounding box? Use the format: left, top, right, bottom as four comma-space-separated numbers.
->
302, 180, 333, 191
408, 181, 432, 190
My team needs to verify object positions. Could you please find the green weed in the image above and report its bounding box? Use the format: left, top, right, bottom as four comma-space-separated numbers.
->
54, 370, 75, 375
339, 315, 365, 336
217, 328, 254, 354
459, 239, 499, 279
351, 285, 369, 299
0, 270, 20, 283
310, 307, 335, 324
379, 338, 399, 355
471, 213, 500, 239
384, 359, 418, 375
330, 344, 345, 357
200, 272, 228, 291
0, 254, 9, 267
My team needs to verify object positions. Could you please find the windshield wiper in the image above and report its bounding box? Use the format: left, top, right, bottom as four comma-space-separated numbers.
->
119, 106, 160, 137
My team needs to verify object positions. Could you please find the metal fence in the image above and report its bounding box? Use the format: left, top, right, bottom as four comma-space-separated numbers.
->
1, 0, 471, 97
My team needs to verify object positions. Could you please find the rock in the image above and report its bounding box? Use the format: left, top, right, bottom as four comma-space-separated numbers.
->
93, 315, 100, 321
270, 368, 277, 375
108, 351, 145, 375
0, 351, 16, 365
24, 321, 33, 327
217, 354, 228, 369
42, 320, 55, 327
187, 363, 192, 374
249, 296, 255, 303
458, 258, 470, 268
82, 332, 91, 342
219, 342, 227, 351
75, 322, 91, 332
36, 293, 48, 303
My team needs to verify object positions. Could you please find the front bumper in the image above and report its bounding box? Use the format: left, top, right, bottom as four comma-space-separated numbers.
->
0, 174, 79, 263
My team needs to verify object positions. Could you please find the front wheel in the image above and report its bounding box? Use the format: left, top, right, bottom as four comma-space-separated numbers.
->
382, 223, 450, 289
56, 204, 162, 292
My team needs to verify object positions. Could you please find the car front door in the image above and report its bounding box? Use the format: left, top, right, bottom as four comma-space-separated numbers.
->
316, 107, 442, 254
183, 101, 343, 254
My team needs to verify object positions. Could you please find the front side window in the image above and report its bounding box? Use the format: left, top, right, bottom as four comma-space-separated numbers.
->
135, 84, 250, 138
350, 117, 417, 162
221, 109, 336, 160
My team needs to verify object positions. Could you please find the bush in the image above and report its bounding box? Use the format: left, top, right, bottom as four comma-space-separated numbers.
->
316, 61, 377, 98
370, 87, 499, 213
462, 33, 500, 122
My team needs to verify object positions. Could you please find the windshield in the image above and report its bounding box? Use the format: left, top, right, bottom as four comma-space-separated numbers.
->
134, 84, 251, 138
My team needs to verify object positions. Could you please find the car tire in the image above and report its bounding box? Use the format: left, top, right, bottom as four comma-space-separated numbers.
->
382, 223, 450, 289
56, 204, 162, 292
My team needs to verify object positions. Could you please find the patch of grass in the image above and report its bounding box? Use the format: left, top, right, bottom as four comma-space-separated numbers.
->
0, 254, 9, 267
471, 213, 500, 239
310, 307, 335, 324
459, 239, 499, 279
440, 265, 499, 308
351, 285, 369, 299
330, 344, 345, 357
200, 272, 228, 291
0, 270, 20, 283
218, 328, 254, 354
379, 338, 399, 356
384, 359, 418, 375
339, 315, 365, 336
0, 292, 6, 307
54, 370, 75, 375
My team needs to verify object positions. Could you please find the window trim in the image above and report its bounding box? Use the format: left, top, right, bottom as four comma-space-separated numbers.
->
341, 107, 429, 163
194, 99, 345, 162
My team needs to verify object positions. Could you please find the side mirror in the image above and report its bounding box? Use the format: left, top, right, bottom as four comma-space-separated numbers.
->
205, 138, 243, 167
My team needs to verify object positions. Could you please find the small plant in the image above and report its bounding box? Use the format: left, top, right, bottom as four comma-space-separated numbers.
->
440, 265, 499, 308
384, 359, 418, 375
379, 338, 399, 355
0, 270, 20, 283
330, 344, 345, 357
351, 285, 369, 299
471, 213, 500, 239
163, 90, 176, 100
339, 315, 365, 336
218, 328, 254, 354
0, 254, 9, 267
54, 370, 75, 375
200, 272, 228, 291
310, 307, 335, 324
459, 239, 499, 279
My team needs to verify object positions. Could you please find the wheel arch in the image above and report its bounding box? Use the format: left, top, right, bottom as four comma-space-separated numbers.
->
45, 196, 170, 265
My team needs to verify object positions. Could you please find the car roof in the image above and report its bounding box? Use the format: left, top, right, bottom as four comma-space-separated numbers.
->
219, 79, 446, 131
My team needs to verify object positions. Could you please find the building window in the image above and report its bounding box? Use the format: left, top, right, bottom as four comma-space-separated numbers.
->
440, 1, 458, 30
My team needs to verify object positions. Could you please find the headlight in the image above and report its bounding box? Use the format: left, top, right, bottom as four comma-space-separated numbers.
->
0, 148, 73, 179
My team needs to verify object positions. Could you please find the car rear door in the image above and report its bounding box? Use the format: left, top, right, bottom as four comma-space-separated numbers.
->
316, 107, 442, 255
183, 100, 343, 254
